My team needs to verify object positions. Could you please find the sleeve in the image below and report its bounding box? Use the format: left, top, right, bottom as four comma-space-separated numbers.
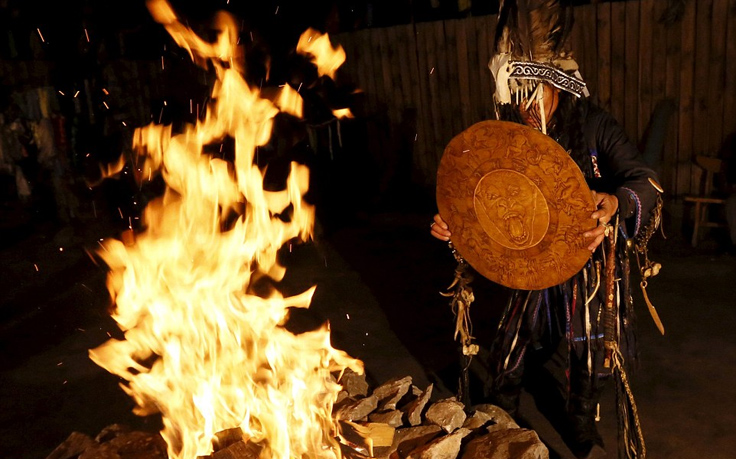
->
588, 109, 661, 238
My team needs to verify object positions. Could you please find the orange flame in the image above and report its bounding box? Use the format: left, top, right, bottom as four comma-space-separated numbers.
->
296, 29, 346, 80
331, 108, 353, 119
89, 2, 362, 458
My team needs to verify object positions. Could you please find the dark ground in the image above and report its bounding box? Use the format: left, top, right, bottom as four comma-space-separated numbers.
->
1, 190, 735, 459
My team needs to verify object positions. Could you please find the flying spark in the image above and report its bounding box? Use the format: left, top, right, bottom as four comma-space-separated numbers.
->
37, 28, 45, 42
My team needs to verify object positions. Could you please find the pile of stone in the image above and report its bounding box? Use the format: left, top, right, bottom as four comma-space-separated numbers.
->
46, 424, 167, 459
332, 370, 548, 459
46, 371, 548, 459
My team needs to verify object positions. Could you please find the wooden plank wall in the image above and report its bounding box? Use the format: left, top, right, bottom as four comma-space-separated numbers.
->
335, 16, 496, 187
334, 0, 736, 197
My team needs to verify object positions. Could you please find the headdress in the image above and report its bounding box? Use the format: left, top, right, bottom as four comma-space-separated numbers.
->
489, 0, 589, 117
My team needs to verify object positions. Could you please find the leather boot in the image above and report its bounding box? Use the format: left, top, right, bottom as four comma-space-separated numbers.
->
565, 395, 606, 459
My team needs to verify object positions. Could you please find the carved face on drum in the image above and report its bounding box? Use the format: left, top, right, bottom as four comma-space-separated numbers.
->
474, 170, 550, 250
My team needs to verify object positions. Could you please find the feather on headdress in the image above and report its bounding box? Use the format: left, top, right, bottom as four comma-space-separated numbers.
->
490, 0, 588, 105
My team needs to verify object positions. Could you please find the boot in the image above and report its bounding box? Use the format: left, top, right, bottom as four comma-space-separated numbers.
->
565, 395, 606, 459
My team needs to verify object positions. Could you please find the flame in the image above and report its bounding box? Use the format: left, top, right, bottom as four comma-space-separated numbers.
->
86, 154, 127, 187
331, 108, 353, 119
296, 29, 346, 80
276, 84, 304, 119
89, 2, 362, 458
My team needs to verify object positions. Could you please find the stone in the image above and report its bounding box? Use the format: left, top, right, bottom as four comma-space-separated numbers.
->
369, 410, 405, 427
336, 394, 379, 421
461, 410, 493, 430
472, 404, 519, 430
403, 384, 433, 426
372, 376, 412, 410
460, 428, 548, 459
45, 432, 96, 459
391, 425, 444, 457
79, 431, 167, 459
405, 428, 471, 459
425, 399, 467, 433
341, 369, 370, 398
95, 424, 130, 443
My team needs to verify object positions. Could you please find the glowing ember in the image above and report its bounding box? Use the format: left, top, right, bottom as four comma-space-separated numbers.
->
89, 1, 362, 458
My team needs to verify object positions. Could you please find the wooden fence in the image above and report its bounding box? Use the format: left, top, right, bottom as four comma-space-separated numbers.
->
334, 0, 736, 198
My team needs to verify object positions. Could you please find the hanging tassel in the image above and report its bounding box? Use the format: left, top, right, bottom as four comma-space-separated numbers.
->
640, 280, 665, 335
613, 350, 647, 459
440, 243, 478, 404
504, 291, 532, 371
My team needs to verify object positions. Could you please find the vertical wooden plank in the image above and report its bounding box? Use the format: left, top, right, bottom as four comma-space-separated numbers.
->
596, 2, 612, 110
624, 0, 640, 145
678, 0, 697, 196
415, 22, 434, 169
723, 0, 736, 139
464, 17, 481, 124
693, 0, 714, 154
395, 24, 423, 183
707, 0, 729, 154
476, 16, 494, 120
569, 4, 585, 78
377, 28, 398, 126
665, 7, 682, 197
357, 30, 378, 116
434, 20, 453, 151
609, 1, 626, 126
455, 19, 472, 129
387, 26, 410, 113
579, 4, 598, 100
651, 0, 669, 191
638, 0, 654, 143
407, 24, 432, 178
422, 22, 444, 164
396, 25, 416, 111
443, 20, 463, 137
573, 5, 598, 100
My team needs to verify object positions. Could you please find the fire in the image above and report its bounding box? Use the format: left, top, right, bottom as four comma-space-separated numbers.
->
296, 29, 347, 80
89, 1, 362, 458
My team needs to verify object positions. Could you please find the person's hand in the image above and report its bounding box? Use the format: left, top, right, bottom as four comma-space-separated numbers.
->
583, 191, 619, 252
430, 213, 452, 241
